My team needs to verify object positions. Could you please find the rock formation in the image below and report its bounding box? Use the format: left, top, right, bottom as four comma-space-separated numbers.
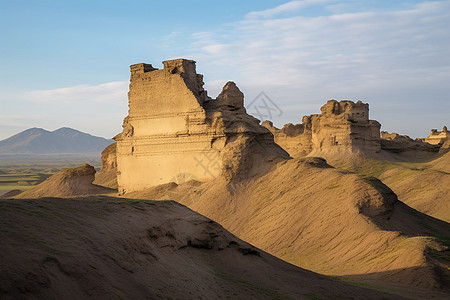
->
93, 142, 118, 188
17, 164, 113, 198
381, 131, 440, 153
425, 126, 450, 145
263, 100, 381, 156
440, 138, 450, 154
114, 59, 288, 193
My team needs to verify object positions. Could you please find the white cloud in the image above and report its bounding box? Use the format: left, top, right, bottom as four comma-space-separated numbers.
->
203, 44, 230, 54
190, 1, 450, 137
246, 0, 332, 18
24, 81, 129, 104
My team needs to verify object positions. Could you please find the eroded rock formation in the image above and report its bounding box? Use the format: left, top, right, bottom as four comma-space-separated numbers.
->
381, 131, 440, 153
93, 142, 118, 188
17, 164, 112, 198
263, 100, 381, 156
440, 139, 450, 154
425, 126, 450, 145
114, 59, 288, 193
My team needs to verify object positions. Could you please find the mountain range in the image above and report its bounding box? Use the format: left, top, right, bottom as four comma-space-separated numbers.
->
0, 127, 113, 154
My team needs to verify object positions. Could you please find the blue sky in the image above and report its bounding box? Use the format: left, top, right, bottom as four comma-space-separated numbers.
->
0, 0, 449, 140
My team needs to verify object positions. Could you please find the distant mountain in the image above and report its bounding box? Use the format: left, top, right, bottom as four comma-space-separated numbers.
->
0, 127, 114, 154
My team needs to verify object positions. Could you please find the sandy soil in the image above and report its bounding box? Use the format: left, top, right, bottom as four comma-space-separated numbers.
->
378, 152, 450, 222
319, 151, 450, 223
16, 164, 114, 199
127, 157, 450, 298
0, 196, 406, 300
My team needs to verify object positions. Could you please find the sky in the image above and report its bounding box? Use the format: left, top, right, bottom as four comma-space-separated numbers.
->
0, 0, 449, 140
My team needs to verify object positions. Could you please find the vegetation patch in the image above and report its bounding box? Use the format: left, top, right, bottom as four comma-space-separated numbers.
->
326, 183, 340, 189
0, 172, 53, 191
112, 198, 166, 205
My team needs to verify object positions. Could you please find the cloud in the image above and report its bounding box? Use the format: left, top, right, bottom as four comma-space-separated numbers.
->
190, 1, 450, 137
24, 81, 129, 104
246, 0, 332, 18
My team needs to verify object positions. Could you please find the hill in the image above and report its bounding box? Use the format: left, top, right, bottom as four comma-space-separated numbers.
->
0, 196, 402, 300
329, 151, 450, 223
0, 127, 113, 154
126, 157, 450, 298
15, 164, 114, 198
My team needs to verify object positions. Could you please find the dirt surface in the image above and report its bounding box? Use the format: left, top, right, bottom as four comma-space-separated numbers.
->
127, 157, 450, 298
320, 151, 450, 223
0, 196, 406, 300
16, 164, 114, 198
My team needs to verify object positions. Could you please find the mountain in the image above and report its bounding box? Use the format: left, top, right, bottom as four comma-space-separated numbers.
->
0, 127, 113, 154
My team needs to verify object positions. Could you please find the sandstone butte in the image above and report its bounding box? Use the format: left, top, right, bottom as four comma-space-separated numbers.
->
113, 58, 288, 194
262, 102, 448, 159
110, 58, 448, 193
262, 99, 382, 157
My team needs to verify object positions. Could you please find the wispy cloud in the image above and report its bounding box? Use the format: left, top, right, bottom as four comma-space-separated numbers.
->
24, 81, 129, 104
246, 0, 332, 18
193, 1, 450, 137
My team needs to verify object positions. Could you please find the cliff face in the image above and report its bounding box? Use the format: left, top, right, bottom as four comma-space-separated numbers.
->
114, 59, 288, 193
425, 126, 450, 145
93, 143, 118, 188
380, 131, 440, 153
263, 100, 381, 156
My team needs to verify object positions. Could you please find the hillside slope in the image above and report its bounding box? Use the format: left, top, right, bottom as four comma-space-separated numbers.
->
0, 196, 402, 300
127, 157, 450, 297
379, 153, 450, 222
0, 127, 113, 154
319, 151, 450, 223
16, 164, 114, 198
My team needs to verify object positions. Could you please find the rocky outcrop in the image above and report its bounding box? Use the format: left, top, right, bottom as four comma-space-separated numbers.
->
262, 121, 312, 156
381, 131, 440, 153
17, 164, 113, 198
440, 139, 450, 154
425, 126, 450, 145
93, 142, 118, 188
114, 59, 288, 193
263, 100, 381, 156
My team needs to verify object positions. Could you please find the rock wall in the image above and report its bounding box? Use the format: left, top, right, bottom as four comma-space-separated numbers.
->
440, 139, 450, 154
93, 142, 118, 188
114, 59, 288, 193
263, 100, 381, 156
425, 126, 449, 145
381, 131, 440, 153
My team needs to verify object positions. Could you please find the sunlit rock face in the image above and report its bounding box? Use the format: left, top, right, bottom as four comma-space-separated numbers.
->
114, 59, 288, 193
263, 100, 381, 156
425, 126, 450, 145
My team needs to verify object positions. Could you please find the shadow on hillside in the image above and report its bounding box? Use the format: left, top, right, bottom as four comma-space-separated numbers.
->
340, 265, 450, 299
376, 201, 450, 240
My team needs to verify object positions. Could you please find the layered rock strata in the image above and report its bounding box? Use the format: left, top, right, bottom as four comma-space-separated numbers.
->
263, 100, 381, 156
114, 59, 288, 193
381, 131, 440, 153
425, 126, 450, 145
